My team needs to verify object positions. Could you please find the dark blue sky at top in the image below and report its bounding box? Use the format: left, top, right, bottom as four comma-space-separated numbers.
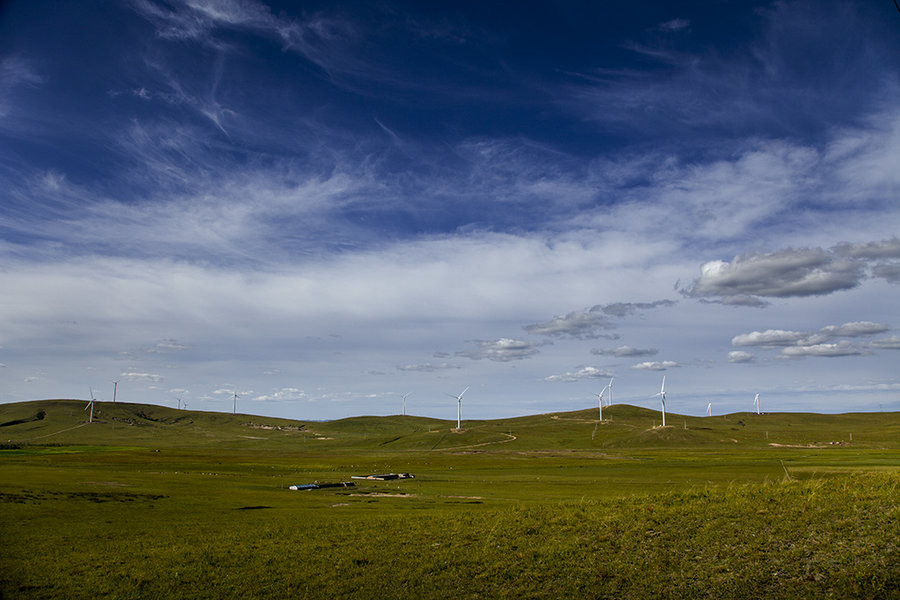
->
1, 1, 898, 250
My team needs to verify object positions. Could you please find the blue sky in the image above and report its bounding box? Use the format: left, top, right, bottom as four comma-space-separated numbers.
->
2, 0, 899, 420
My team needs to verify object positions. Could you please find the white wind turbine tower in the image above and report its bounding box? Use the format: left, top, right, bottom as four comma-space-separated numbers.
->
111, 380, 119, 404
232, 391, 239, 415
652, 376, 667, 427
754, 393, 760, 415
595, 383, 610, 420
401, 392, 411, 416
706, 402, 712, 417
607, 377, 614, 406
449, 386, 469, 430
85, 388, 97, 423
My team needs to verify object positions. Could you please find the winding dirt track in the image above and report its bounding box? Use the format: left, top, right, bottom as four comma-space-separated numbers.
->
29, 422, 88, 440
437, 431, 517, 451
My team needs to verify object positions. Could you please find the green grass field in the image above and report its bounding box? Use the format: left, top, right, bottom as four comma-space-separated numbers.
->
1, 400, 898, 599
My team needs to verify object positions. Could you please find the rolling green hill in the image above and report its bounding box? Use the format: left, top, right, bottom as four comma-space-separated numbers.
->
2, 399, 898, 599
1, 399, 897, 451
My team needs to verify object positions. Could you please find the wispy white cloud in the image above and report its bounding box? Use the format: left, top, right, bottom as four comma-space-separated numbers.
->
631, 361, 678, 371
657, 18, 690, 33
732, 329, 809, 348
592, 345, 658, 358
544, 365, 613, 383
0, 56, 44, 119
146, 340, 189, 353
252, 388, 309, 403
818, 321, 888, 338
456, 338, 540, 362
873, 263, 900, 284
397, 363, 461, 372
834, 238, 900, 260
780, 342, 863, 358
869, 336, 900, 350
563, 1, 890, 144
599, 300, 676, 318
121, 371, 165, 382
733, 322, 889, 350
524, 308, 611, 340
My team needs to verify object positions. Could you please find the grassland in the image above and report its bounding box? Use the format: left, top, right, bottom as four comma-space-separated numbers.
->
1, 400, 898, 599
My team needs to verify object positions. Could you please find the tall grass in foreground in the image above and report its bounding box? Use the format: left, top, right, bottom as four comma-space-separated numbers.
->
2, 473, 897, 599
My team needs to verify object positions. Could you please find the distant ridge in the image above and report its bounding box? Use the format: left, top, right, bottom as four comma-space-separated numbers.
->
1, 399, 898, 450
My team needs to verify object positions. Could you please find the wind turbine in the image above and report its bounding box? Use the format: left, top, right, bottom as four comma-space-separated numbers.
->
176, 397, 182, 410
401, 392, 411, 416
607, 377, 614, 406
448, 386, 469, 430
595, 384, 610, 420
652, 376, 667, 427
85, 388, 96, 423
753, 393, 760, 415
706, 402, 712, 417
111, 380, 119, 404
232, 391, 239, 415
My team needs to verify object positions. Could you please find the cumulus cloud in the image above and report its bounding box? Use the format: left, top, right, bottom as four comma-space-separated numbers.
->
544, 365, 613, 382
686, 239, 900, 304
732, 329, 808, 347
728, 351, 755, 363
684, 247, 863, 300
524, 309, 612, 339
631, 360, 678, 371
592, 345, 658, 357
780, 341, 863, 358
733, 321, 889, 350
456, 338, 540, 362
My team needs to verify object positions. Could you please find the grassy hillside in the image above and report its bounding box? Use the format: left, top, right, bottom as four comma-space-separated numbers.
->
2, 399, 897, 451
1, 399, 899, 599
